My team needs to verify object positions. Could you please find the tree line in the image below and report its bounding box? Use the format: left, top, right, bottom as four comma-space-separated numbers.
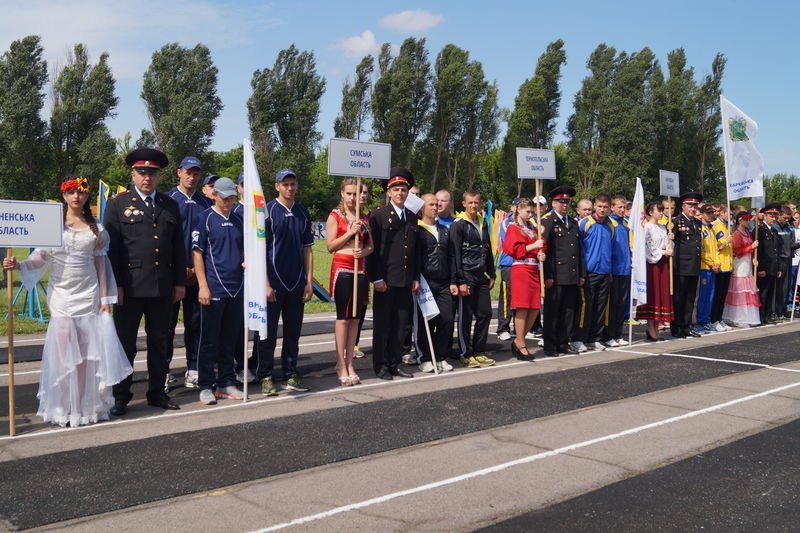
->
0, 35, 793, 219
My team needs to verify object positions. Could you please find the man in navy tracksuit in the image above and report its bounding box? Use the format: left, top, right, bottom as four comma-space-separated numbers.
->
193, 177, 245, 405
166, 156, 211, 389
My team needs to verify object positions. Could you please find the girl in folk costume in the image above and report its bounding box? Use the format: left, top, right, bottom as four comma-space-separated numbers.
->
636, 202, 674, 342
326, 179, 373, 386
3, 177, 132, 426
502, 198, 546, 360
722, 211, 761, 326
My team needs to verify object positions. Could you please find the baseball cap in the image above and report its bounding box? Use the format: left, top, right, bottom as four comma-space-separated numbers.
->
213, 177, 237, 199
237, 172, 244, 185
203, 174, 219, 185
275, 168, 297, 182
179, 156, 202, 169
533, 195, 547, 205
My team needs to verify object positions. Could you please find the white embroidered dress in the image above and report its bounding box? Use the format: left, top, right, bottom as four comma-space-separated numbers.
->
19, 224, 132, 427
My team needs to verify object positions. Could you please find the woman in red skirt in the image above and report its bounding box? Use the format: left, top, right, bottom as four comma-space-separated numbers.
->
502, 198, 546, 360
326, 179, 373, 385
637, 201, 674, 341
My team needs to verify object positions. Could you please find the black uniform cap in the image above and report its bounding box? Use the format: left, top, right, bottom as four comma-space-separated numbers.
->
679, 191, 703, 204
548, 185, 576, 200
381, 167, 415, 191
125, 148, 169, 170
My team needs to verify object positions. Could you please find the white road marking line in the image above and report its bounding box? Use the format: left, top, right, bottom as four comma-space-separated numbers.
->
615, 349, 800, 374
248, 379, 800, 533
0, 357, 529, 441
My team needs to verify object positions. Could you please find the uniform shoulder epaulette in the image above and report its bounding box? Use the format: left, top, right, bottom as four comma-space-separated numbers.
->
542, 212, 553, 219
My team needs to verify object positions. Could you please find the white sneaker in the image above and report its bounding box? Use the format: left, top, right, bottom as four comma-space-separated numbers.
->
353, 346, 366, 358
604, 339, 619, 348
419, 361, 435, 373
588, 342, 606, 351
538, 339, 544, 347
723, 322, 734, 331
713, 321, 726, 332
402, 353, 418, 365
439, 359, 454, 372
525, 332, 536, 340
215, 385, 244, 400
615, 338, 629, 346
199, 389, 217, 405
571, 341, 588, 353
184, 370, 199, 390
498, 331, 512, 341
235, 370, 258, 384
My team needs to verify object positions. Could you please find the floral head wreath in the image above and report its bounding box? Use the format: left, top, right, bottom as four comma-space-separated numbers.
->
61, 177, 90, 193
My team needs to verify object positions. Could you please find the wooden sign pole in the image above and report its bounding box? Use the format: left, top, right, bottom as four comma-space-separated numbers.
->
352, 177, 361, 310
6, 249, 15, 436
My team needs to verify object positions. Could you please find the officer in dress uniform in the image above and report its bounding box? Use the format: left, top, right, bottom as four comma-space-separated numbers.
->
540, 185, 586, 357
105, 148, 187, 415
367, 167, 420, 380
670, 191, 703, 338
754, 204, 781, 324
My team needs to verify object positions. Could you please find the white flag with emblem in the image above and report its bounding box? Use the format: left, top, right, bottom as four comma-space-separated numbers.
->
630, 177, 647, 307
243, 139, 268, 337
721, 95, 764, 201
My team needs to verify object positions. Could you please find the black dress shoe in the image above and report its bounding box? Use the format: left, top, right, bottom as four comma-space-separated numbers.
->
110, 400, 127, 416
543, 350, 559, 357
392, 367, 413, 378
147, 395, 180, 410
558, 344, 580, 355
376, 368, 393, 380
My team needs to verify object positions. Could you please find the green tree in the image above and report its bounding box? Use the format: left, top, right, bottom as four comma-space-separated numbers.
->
372, 37, 432, 167
0, 36, 49, 200
689, 53, 726, 197
49, 44, 118, 195
333, 55, 374, 139
764, 173, 800, 203
205, 145, 243, 179
141, 43, 223, 189
505, 39, 567, 195
248, 44, 326, 182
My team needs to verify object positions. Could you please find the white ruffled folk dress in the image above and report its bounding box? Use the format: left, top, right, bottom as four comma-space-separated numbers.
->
19, 223, 132, 427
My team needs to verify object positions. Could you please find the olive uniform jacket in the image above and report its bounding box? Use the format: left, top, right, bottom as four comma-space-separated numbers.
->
104, 190, 187, 298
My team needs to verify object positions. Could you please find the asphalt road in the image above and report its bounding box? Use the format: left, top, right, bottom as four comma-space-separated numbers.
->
0, 321, 798, 532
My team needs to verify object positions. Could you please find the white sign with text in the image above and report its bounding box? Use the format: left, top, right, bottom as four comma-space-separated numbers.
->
328, 138, 392, 179
515, 148, 556, 180
659, 170, 680, 197
0, 200, 63, 248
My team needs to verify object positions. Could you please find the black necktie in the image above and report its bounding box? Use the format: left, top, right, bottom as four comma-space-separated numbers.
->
399, 209, 405, 222
145, 196, 154, 216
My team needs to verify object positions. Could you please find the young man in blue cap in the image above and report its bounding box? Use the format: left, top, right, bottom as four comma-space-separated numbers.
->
253, 169, 314, 395
201, 173, 219, 201
166, 156, 211, 389
193, 177, 245, 404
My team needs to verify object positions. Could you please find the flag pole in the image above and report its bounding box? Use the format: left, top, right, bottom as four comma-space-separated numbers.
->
353, 177, 361, 309
6, 249, 16, 436
417, 296, 439, 375
753, 217, 759, 292
242, 319, 249, 403
791, 271, 799, 322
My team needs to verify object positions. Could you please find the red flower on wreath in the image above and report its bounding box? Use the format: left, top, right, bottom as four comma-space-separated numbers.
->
61, 177, 90, 193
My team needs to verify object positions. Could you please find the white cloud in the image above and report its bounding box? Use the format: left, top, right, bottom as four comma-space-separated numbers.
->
334, 30, 381, 58
0, 0, 282, 80
379, 9, 444, 33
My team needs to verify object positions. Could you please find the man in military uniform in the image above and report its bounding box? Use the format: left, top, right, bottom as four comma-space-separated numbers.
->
367, 167, 420, 380
670, 192, 703, 338
540, 185, 585, 357
754, 205, 781, 324
105, 148, 187, 414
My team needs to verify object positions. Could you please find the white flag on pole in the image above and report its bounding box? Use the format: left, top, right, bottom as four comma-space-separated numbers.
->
721, 95, 764, 201
243, 139, 268, 337
416, 274, 440, 320
630, 177, 647, 307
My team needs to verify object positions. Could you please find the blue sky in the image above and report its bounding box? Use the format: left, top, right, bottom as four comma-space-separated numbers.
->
2, 0, 798, 176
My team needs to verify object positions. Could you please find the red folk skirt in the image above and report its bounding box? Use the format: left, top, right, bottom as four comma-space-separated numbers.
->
510, 263, 542, 310
636, 257, 673, 321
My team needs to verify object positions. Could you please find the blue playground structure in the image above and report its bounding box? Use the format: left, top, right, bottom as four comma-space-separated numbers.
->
5, 248, 48, 323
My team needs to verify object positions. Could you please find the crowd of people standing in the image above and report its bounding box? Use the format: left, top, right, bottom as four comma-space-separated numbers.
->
5, 151, 800, 428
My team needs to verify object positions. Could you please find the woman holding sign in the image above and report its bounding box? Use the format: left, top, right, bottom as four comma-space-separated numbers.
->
502, 198, 546, 360
3, 176, 132, 426
326, 178, 373, 386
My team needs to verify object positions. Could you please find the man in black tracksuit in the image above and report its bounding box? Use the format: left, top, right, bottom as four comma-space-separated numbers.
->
772, 205, 797, 319
450, 190, 496, 368
414, 194, 455, 372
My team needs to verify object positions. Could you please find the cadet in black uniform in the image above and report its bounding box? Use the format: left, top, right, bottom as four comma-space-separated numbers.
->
105, 148, 187, 414
753, 205, 781, 324
670, 192, 703, 338
367, 168, 420, 380
540, 186, 585, 357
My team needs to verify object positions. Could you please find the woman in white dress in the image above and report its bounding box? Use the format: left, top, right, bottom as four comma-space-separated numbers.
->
3, 176, 132, 427
722, 211, 761, 327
